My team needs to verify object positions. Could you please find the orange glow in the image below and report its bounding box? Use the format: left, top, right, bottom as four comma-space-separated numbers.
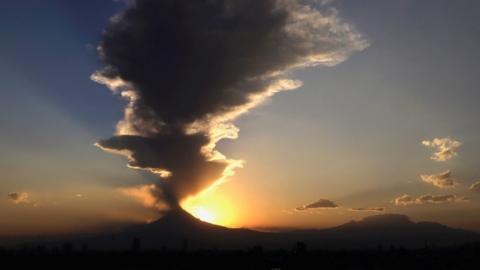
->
189, 206, 216, 223
117, 184, 167, 210
181, 190, 237, 227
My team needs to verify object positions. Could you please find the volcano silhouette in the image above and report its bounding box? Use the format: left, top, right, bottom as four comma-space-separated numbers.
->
75, 211, 479, 250
86, 208, 272, 250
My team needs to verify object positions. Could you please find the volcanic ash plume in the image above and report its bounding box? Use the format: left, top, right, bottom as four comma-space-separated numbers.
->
92, 0, 368, 210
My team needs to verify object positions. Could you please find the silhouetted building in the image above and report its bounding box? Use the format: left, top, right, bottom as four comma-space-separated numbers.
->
131, 237, 141, 253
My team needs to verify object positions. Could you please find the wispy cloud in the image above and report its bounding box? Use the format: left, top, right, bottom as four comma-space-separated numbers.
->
393, 195, 415, 206
7, 192, 30, 204
296, 199, 338, 211
470, 181, 480, 192
420, 170, 457, 188
349, 207, 385, 212
416, 194, 467, 204
422, 137, 461, 162
393, 194, 467, 206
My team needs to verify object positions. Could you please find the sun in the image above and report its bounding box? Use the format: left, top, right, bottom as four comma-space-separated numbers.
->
190, 206, 216, 224
181, 191, 237, 227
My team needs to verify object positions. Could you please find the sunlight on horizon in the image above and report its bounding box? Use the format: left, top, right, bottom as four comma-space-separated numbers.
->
189, 206, 216, 224
181, 191, 237, 227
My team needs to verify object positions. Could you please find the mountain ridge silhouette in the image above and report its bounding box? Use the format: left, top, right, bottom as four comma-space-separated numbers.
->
72, 209, 479, 250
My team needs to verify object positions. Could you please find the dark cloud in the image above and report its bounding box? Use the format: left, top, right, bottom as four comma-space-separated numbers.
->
93, 0, 367, 208
296, 199, 338, 211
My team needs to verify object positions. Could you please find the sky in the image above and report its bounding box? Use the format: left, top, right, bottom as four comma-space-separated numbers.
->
1, 0, 480, 238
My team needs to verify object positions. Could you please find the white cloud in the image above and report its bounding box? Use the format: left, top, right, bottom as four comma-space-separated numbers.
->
422, 137, 461, 162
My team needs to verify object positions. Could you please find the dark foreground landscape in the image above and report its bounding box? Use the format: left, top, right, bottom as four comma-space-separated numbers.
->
2, 210, 479, 269
1, 243, 479, 270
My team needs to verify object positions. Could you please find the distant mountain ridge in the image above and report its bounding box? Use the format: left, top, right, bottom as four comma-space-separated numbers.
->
30, 210, 480, 250
285, 214, 478, 249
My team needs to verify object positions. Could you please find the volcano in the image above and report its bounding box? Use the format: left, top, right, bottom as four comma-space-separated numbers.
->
84, 209, 274, 250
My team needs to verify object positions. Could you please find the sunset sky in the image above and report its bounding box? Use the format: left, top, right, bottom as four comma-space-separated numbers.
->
1, 0, 480, 238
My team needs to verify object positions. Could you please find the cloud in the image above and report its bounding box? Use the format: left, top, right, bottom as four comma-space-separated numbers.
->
349, 207, 385, 212
93, 0, 368, 209
117, 184, 168, 210
393, 194, 467, 206
296, 199, 338, 211
393, 195, 416, 206
422, 137, 461, 162
7, 192, 30, 204
420, 170, 457, 188
416, 194, 467, 204
469, 181, 480, 192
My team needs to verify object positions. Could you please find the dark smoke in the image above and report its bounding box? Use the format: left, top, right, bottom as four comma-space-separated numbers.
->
93, 0, 367, 210
98, 132, 225, 207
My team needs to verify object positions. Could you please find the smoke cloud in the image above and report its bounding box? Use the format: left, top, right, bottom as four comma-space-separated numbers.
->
92, 0, 367, 209
117, 184, 168, 210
